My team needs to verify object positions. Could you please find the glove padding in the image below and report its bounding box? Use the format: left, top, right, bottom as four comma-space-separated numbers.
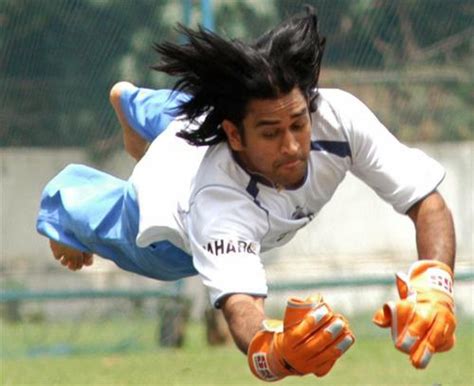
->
248, 294, 355, 381
373, 260, 456, 369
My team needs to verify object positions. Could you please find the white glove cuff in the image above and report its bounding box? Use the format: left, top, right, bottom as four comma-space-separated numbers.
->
423, 267, 453, 297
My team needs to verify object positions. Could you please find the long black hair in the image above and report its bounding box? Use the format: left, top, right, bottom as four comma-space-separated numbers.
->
152, 6, 326, 146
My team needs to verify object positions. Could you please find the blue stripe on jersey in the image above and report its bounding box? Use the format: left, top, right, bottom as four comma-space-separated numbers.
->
246, 177, 260, 200
245, 177, 271, 225
311, 140, 352, 158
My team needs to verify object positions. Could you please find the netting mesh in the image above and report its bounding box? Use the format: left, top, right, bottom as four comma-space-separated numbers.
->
1, 0, 472, 149
1, 0, 472, 358
1, 296, 191, 358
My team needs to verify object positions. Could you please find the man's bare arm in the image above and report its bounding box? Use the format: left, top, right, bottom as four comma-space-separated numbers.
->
109, 82, 149, 161
221, 294, 265, 354
407, 191, 455, 270
373, 191, 456, 369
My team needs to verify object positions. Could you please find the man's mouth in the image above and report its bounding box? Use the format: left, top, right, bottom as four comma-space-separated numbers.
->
281, 159, 301, 168
277, 157, 304, 169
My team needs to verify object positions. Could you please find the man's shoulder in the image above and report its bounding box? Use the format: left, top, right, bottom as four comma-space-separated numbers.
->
317, 88, 365, 110
312, 88, 374, 135
193, 143, 249, 194
189, 149, 270, 236
191, 144, 275, 214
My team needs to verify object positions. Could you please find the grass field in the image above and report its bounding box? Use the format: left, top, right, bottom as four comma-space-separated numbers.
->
2, 316, 473, 386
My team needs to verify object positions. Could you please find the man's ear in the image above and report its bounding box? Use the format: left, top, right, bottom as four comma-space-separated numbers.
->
222, 119, 245, 151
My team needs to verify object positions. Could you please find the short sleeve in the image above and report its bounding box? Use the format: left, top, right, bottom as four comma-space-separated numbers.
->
336, 91, 445, 213
119, 85, 190, 142
188, 187, 269, 307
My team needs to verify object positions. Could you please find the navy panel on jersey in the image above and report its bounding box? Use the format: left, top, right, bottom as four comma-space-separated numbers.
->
311, 140, 352, 158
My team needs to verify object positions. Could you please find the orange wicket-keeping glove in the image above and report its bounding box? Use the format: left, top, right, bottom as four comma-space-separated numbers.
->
373, 260, 456, 369
248, 294, 355, 381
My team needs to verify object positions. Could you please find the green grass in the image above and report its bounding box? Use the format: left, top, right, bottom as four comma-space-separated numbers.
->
2, 317, 473, 386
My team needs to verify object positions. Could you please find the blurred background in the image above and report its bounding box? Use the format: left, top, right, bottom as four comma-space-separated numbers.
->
1, 0, 472, 363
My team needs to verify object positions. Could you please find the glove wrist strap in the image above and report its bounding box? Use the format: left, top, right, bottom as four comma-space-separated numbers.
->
407, 260, 454, 298
248, 330, 288, 382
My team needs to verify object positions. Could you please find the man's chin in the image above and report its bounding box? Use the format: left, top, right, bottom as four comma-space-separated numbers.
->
276, 165, 307, 189
276, 174, 306, 190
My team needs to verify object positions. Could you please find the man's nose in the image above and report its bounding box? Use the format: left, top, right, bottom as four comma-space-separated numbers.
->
281, 130, 299, 155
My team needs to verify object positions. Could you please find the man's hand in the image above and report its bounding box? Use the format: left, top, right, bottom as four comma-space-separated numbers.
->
248, 294, 354, 381
373, 260, 456, 369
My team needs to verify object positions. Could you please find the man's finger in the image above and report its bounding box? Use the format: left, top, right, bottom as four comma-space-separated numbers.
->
424, 314, 456, 353
313, 330, 354, 361
300, 331, 354, 373
426, 315, 450, 349
438, 319, 456, 352
287, 304, 333, 345
410, 341, 433, 369
409, 328, 441, 369
409, 316, 451, 370
373, 300, 416, 346
437, 334, 455, 353
372, 305, 392, 328
296, 316, 346, 352
396, 310, 434, 354
285, 317, 353, 376
313, 359, 336, 377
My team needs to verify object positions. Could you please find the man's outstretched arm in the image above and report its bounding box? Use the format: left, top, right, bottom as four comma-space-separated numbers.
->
109, 82, 149, 161
373, 190, 456, 369
221, 293, 354, 381
221, 294, 266, 354
407, 191, 455, 269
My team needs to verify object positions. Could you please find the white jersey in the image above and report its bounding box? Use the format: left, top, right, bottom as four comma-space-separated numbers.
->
130, 89, 445, 306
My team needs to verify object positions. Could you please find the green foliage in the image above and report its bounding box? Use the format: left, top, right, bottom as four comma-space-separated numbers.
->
214, 0, 277, 39
1, 0, 472, 148
276, 0, 473, 68
0, 0, 178, 148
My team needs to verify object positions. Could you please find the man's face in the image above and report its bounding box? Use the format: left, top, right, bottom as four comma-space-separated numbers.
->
223, 88, 311, 189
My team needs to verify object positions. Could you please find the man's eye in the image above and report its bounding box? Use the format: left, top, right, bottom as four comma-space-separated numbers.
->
292, 121, 307, 131
262, 131, 278, 139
